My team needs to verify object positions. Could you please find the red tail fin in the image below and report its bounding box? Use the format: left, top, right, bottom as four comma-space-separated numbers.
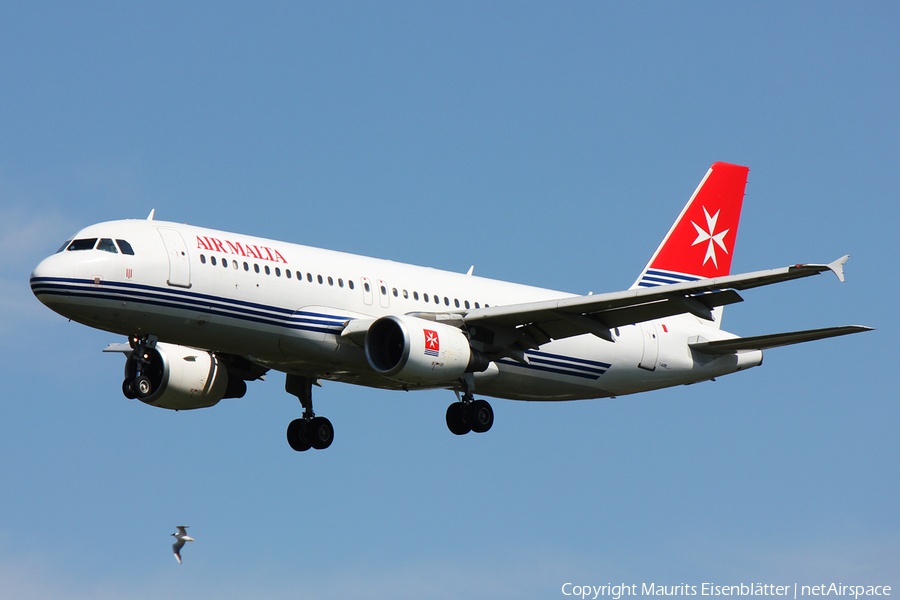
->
632, 162, 749, 289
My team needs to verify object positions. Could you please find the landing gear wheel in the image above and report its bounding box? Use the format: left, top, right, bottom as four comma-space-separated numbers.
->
122, 378, 137, 400
287, 419, 312, 452
134, 375, 154, 399
308, 417, 334, 450
284, 375, 335, 452
446, 401, 471, 435
467, 399, 494, 433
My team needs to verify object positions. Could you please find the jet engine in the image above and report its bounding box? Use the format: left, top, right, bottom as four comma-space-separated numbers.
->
364, 315, 489, 384
123, 342, 244, 410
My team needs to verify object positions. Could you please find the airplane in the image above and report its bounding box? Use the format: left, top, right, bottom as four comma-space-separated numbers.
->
30, 162, 871, 452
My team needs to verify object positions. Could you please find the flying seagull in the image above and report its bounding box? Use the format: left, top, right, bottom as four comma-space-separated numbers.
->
171, 526, 194, 564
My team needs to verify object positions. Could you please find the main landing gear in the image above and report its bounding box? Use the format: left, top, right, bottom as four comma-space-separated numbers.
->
122, 335, 161, 400
285, 374, 334, 452
445, 380, 494, 436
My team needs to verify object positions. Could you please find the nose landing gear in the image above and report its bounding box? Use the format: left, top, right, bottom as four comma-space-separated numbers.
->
122, 335, 161, 400
285, 374, 334, 451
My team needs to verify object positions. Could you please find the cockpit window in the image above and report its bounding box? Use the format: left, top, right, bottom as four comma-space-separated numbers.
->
56, 240, 73, 253
116, 240, 135, 255
97, 238, 118, 254
67, 238, 97, 251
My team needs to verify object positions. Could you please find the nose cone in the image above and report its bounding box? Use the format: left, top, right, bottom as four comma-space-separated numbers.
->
30, 253, 74, 306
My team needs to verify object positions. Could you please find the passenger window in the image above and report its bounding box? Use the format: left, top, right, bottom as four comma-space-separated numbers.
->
286, 269, 292, 279
265, 265, 271, 275
328, 276, 333, 286
403, 289, 408, 299
317, 275, 323, 284
307, 273, 313, 282
275, 267, 281, 277
254, 264, 260, 273
200, 255, 207, 264
338, 278, 344, 288
244, 262, 250, 271
97, 238, 118, 253
67, 238, 97, 251
211, 256, 217, 266
116, 240, 135, 255
444, 297, 450, 306
474, 302, 480, 309
434, 295, 440, 304
348, 280, 355, 290
222, 259, 228, 269
423, 293, 429, 302
233, 260, 238, 270
454, 299, 460, 308
392, 288, 398, 297
413, 291, 419, 301
464, 300, 470, 309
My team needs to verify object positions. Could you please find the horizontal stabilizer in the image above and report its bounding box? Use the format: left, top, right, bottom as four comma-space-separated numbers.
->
689, 325, 873, 354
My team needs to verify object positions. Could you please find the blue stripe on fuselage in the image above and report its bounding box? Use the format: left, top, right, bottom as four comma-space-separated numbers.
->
30, 277, 345, 334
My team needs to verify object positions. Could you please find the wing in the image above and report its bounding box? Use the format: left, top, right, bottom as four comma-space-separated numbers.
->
460, 257, 852, 353
173, 539, 185, 553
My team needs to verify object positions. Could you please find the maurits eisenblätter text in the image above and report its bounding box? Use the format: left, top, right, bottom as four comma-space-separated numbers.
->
561, 583, 892, 600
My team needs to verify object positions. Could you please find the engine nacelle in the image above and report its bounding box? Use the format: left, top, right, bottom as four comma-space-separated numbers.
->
125, 342, 235, 410
364, 315, 488, 384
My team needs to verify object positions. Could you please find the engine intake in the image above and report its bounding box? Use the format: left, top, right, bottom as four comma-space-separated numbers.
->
364, 315, 488, 384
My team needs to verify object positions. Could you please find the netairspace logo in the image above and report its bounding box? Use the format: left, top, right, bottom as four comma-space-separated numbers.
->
560, 583, 892, 600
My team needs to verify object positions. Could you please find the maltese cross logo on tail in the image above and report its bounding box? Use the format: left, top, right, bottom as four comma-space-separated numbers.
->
424, 329, 440, 357
691, 206, 730, 268
635, 162, 749, 284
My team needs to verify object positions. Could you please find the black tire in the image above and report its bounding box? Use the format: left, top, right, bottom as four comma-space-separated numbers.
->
308, 417, 334, 450
287, 419, 311, 452
467, 399, 493, 433
134, 375, 154, 399
446, 401, 471, 435
122, 378, 137, 399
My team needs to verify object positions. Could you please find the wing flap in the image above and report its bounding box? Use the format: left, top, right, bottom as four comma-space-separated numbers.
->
689, 325, 873, 355
596, 289, 744, 329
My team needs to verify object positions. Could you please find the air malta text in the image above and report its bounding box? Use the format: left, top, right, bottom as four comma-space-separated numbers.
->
196, 236, 288, 264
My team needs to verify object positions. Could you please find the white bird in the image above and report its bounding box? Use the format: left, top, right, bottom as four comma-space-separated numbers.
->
171, 526, 194, 564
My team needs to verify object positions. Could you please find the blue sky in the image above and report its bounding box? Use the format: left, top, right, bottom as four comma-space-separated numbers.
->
1, 2, 897, 598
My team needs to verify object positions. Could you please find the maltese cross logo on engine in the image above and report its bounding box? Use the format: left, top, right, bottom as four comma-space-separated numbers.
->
424, 329, 440, 356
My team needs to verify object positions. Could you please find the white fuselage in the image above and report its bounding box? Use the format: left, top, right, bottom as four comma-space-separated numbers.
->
31, 219, 761, 402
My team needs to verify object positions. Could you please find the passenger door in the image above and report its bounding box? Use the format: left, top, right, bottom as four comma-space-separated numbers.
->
158, 228, 191, 288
